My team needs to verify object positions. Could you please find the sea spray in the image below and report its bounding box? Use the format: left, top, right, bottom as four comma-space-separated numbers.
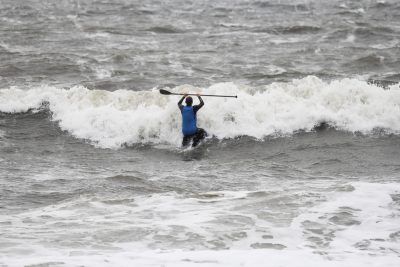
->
0, 76, 399, 148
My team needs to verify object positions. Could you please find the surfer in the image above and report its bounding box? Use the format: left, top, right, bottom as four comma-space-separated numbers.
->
178, 94, 207, 147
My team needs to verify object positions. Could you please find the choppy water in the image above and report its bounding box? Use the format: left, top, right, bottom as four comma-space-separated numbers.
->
1, 0, 400, 266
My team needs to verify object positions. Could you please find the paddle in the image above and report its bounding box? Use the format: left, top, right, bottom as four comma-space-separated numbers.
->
159, 89, 237, 98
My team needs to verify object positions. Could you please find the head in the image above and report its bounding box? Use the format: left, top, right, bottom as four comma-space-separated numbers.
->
185, 96, 193, 106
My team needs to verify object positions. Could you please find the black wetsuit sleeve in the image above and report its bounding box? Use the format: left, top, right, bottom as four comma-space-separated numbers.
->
193, 96, 204, 114
178, 96, 185, 111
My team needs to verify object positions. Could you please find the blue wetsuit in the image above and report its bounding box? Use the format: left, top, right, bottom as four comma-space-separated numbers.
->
181, 106, 199, 136
178, 96, 206, 147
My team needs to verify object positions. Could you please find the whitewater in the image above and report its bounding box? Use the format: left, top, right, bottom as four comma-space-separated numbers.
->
1, 76, 399, 148
2, 0, 400, 266
2, 180, 400, 267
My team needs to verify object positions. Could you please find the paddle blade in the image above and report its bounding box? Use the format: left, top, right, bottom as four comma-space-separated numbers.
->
159, 89, 172, 95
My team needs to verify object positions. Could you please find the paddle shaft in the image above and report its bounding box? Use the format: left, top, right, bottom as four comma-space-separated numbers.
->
164, 92, 237, 98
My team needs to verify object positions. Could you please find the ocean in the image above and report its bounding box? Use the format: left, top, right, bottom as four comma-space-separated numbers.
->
1, 0, 400, 266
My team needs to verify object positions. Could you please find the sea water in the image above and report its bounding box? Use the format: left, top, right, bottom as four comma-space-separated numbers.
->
1, 0, 400, 266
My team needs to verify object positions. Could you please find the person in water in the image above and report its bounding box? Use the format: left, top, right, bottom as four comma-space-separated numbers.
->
178, 94, 207, 147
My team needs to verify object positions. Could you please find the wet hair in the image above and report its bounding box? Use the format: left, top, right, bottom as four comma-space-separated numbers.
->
185, 96, 193, 106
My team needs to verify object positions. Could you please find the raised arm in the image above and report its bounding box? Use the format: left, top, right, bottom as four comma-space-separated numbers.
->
197, 95, 204, 109
192, 95, 204, 113
178, 95, 186, 109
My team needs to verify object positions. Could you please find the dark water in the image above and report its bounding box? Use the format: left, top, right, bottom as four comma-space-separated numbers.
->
1, 0, 400, 90
1, 1, 400, 266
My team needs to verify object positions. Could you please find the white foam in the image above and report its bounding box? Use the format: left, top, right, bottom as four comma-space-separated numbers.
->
1, 182, 400, 267
8, 248, 396, 267
270, 37, 304, 44
344, 34, 356, 43
371, 40, 399, 49
85, 32, 112, 39
93, 67, 112, 79
289, 182, 400, 261
0, 76, 399, 148
329, 183, 400, 255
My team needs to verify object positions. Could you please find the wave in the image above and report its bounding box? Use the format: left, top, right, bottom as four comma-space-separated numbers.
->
351, 54, 385, 69
252, 25, 321, 34
146, 26, 183, 34
0, 76, 399, 148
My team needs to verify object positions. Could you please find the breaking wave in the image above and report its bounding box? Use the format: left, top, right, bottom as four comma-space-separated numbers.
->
0, 76, 399, 148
